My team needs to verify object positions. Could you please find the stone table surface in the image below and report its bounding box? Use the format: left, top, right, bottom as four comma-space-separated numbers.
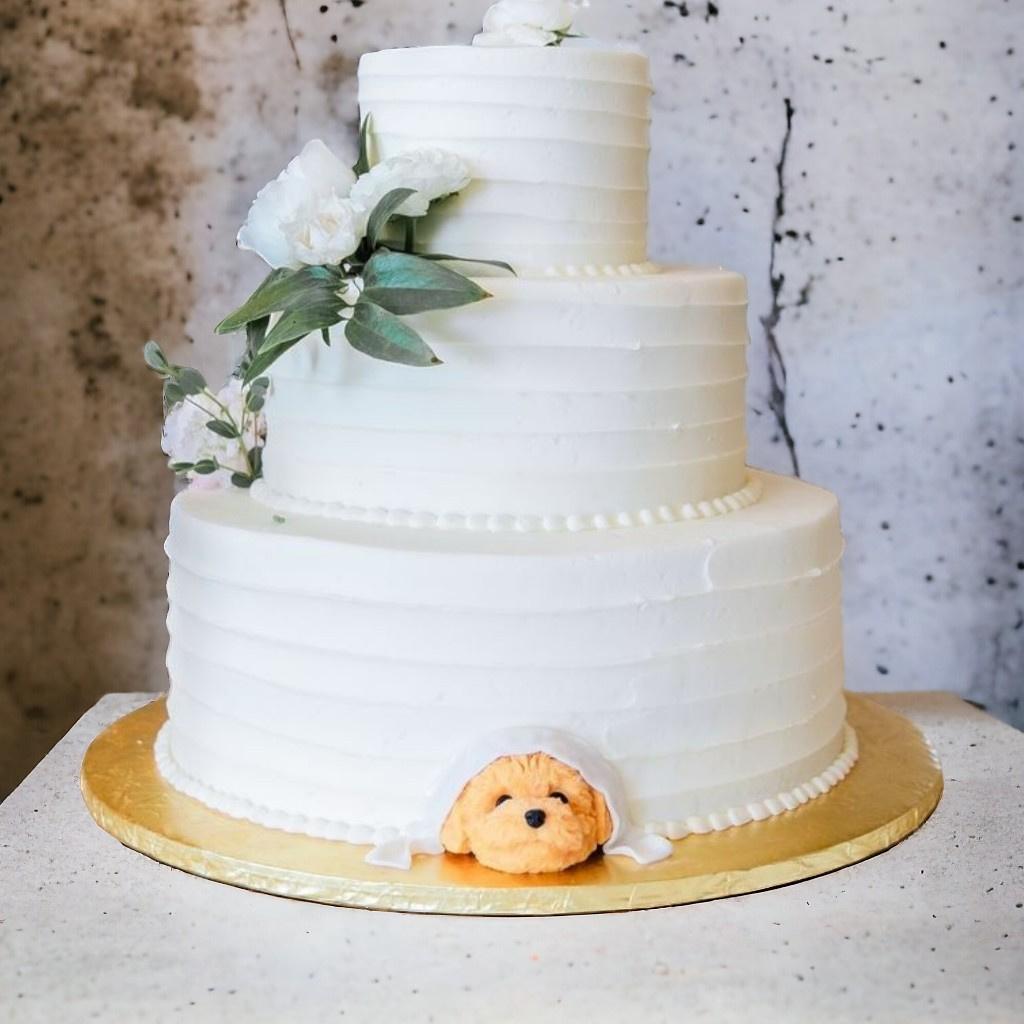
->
1, 692, 1021, 1023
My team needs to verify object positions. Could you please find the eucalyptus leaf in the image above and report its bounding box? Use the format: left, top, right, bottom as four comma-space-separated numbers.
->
163, 381, 186, 407
231, 473, 254, 489
259, 295, 347, 353
353, 114, 373, 177
206, 419, 240, 440
143, 340, 170, 374
248, 447, 263, 477
366, 188, 416, 251
245, 378, 269, 413
321, 327, 331, 346
245, 316, 269, 361
177, 367, 207, 397
346, 300, 441, 367
243, 336, 304, 385
362, 250, 491, 315
216, 266, 343, 334
193, 459, 219, 476
412, 252, 517, 275
169, 461, 195, 474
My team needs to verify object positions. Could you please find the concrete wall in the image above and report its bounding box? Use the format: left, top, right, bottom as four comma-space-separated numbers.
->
1, 0, 1021, 797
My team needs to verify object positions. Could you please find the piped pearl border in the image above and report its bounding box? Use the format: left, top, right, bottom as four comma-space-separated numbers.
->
249, 476, 764, 534
540, 261, 661, 279
154, 721, 859, 852
647, 724, 860, 840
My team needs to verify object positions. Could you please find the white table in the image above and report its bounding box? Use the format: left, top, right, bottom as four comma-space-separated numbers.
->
1, 693, 1021, 1023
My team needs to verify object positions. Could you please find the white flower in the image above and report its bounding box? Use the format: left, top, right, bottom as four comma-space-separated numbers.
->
474, 23, 559, 47
280, 191, 366, 267
473, 0, 588, 46
162, 379, 265, 489
237, 139, 363, 269
349, 149, 471, 219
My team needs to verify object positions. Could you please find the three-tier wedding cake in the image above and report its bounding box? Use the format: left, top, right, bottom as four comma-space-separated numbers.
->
150, 2, 857, 875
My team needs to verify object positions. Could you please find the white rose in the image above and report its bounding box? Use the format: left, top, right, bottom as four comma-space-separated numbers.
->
484, 0, 576, 32
281, 190, 366, 267
237, 139, 363, 269
162, 379, 264, 488
473, 0, 588, 46
349, 149, 471, 219
473, 24, 558, 47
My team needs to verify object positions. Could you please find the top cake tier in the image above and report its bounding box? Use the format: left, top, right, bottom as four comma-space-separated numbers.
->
358, 45, 652, 271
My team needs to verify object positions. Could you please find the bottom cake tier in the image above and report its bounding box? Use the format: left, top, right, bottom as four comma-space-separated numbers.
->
157, 470, 853, 858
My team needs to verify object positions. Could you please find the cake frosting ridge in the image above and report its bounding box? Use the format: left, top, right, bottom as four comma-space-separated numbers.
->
358, 44, 652, 269
147, 9, 857, 877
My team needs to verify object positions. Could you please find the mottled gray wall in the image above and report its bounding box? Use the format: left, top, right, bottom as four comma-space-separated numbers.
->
1, 0, 1020, 797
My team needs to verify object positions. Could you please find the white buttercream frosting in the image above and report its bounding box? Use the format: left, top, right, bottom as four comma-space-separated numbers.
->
259, 266, 751, 523
158, 472, 850, 846
357, 45, 652, 270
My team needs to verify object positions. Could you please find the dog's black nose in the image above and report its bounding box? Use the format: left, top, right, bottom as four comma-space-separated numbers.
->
524, 809, 546, 829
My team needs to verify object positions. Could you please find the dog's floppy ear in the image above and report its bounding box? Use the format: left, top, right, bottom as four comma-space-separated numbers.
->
440, 796, 472, 855
593, 789, 614, 846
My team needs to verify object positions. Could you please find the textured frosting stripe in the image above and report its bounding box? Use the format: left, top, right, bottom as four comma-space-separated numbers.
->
154, 722, 858, 849
259, 267, 752, 519
358, 45, 651, 269
160, 473, 849, 832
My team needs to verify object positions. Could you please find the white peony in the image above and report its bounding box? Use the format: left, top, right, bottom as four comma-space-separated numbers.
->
473, 0, 588, 46
237, 139, 364, 269
349, 149, 471, 219
162, 379, 264, 489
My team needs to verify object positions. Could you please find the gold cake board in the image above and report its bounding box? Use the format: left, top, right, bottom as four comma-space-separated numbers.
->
81, 694, 942, 916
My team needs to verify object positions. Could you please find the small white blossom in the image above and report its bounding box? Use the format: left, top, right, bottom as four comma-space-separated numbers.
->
162, 379, 265, 489
473, 0, 588, 46
349, 149, 472, 219
237, 139, 363, 269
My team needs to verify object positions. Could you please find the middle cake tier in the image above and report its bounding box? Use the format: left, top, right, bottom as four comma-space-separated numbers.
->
256, 266, 752, 529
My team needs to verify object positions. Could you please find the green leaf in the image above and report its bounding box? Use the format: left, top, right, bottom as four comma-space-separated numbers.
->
216, 266, 343, 335
361, 250, 491, 316
169, 461, 195, 474
245, 316, 269, 360
243, 336, 305, 385
366, 188, 416, 251
413, 252, 517, 275
206, 419, 240, 440
177, 367, 207, 396
143, 341, 170, 374
260, 295, 347, 353
346, 300, 441, 367
193, 459, 219, 476
321, 327, 331, 346
353, 114, 373, 177
245, 378, 269, 413
231, 472, 254, 490
163, 381, 186, 407
248, 447, 264, 478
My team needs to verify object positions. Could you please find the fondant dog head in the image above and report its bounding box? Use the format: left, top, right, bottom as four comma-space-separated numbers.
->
440, 752, 613, 874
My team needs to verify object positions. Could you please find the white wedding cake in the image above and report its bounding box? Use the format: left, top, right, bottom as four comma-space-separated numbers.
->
151, 8, 856, 873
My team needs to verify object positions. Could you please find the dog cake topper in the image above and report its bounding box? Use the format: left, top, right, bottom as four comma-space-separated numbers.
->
366, 727, 673, 873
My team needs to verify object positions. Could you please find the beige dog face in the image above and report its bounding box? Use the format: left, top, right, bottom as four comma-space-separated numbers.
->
440, 753, 614, 874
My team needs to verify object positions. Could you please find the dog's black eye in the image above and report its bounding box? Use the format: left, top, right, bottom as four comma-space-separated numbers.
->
550, 792, 569, 804
495, 794, 512, 807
